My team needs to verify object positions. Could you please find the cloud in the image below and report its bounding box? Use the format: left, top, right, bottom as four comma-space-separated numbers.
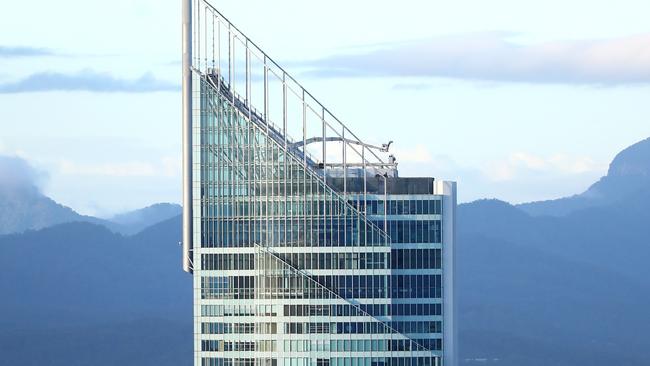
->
0, 45, 56, 58
301, 32, 650, 85
0, 155, 47, 191
482, 152, 606, 182
58, 160, 159, 177
0, 70, 179, 93
56, 156, 181, 178
390, 145, 608, 203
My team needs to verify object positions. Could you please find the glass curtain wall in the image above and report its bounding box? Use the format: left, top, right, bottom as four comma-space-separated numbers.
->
192, 72, 442, 366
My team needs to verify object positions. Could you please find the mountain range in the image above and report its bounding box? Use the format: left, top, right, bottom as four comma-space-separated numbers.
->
517, 137, 650, 217
1, 137, 650, 365
0, 162, 181, 235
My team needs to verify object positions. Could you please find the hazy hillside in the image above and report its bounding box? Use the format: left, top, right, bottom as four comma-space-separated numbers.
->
0, 219, 187, 326
518, 136, 650, 217
457, 137, 650, 364
3, 203, 649, 365
0, 217, 191, 366
108, 203, 182, 235
461, 195, 650, 281
457, 201, 650, 365
0, 319, 191, 366
0, 184, 88, 235
0, 155, 181, 235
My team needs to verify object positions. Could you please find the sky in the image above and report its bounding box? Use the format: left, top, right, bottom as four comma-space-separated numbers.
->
1, 0, 650, 216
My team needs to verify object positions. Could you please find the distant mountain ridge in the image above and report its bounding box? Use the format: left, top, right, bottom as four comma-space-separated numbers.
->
2, 137, 650, 365
0, 155, 181, 235
0, 175, 179, 237
0, 217, 190, 366
0, 185, 181, 236
108, 203, 182, 235
517, 137, 650, 216
0, 182, 106, 235
456, 138, 650, 365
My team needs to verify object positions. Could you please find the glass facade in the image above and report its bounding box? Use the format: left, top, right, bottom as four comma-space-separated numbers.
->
184, 3, 456, 366
190, 74, 455, 366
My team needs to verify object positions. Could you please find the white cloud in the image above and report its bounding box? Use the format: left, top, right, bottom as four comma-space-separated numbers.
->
45, 157, 181, 216
302, 32, 650, 85
0, 45, 56, 58
58, 160, 159, 177
390, 145, 608, 203
0, 70, 179, 93
483, 152, 606, 182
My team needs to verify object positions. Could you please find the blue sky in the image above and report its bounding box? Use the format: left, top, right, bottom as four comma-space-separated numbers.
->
1, 0, 650, 216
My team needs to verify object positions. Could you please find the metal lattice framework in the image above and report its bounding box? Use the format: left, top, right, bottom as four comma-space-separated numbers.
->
191, 0, 396, 176
183, 0, 400, 272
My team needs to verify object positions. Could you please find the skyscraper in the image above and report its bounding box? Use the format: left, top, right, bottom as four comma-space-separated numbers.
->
182, 2, 457, 366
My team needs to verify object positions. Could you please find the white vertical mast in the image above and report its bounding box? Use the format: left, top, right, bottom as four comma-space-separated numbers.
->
182, 0, 193, 273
